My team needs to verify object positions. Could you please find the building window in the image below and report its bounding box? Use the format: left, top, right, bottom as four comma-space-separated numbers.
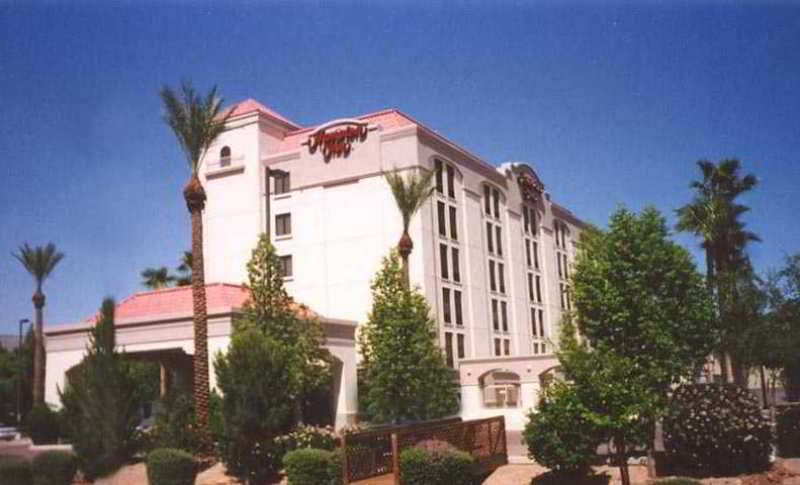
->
437, 202, 447, 236
536, 275, 542, 303
486, 222, 494, 253
275, 213, 291, 236
503, 339, 510, 356
498, 263, 505, 294
449, 206, 458, 240
457, 333, 465, 359
220, 146, 231, 167
481, 370, 521, 408
484, 185, 491, 215
445, 332, 454, 368
539, 308, 545, 337
528, 273, 534, 301
451, 248, 460, 283
494, 338, 501, 356
446, 165, 455, 198
495, 226, 503, 256
442, 288, 451, 324
454, 290, 463, 326
560, 283, 566, 309
492, 188, 500, 218
500, 301, 508, 332
492, 299, 499, 331
274, 171, 290, 194
563, 253, 569, 278
557, 254, 563, 278
523, 205, 530, 233
534, 241, 540, 270
435, 159, 444, 194
440, 244, 449, 280
279, 255, 292, 278
531, 307, 539, 337
489, 260, 496, 292
525, 239, 532, 267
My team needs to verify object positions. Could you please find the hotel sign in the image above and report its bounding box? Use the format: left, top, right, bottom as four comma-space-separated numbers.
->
514, 165, 545, 203
304, 119, 372, 162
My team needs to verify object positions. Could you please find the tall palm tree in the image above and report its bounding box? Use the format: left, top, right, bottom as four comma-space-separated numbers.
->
385, 167, 435, 287
12, 243, 64, 404
141, 266, 176, 290
175, 251, 192, 286
160, 82, 228, 446
676, 159, 758, 383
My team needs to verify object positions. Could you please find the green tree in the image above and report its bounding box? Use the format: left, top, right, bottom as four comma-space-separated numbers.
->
385, 167, 435, 287
676, 159, 759, 383
568, 207, 716, 483
160, 81, 228, 446
214, 328, 294, 484
140, 266, 177, 290
0, 344, 16, 424
762, 253, 800, 400
238, 233, 332, 424
59, 298, 141, 479
12, 242, 65, 404
358, 251, 458, 423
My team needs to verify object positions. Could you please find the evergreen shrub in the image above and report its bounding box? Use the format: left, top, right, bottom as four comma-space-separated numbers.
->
26, 404, 59, 444
398, 446, 476, 485
0, 455, 32, 485
31, 450, 77, 485
146, 448, 197, 485
663, 383, 772, 476
776, 404, 800, 457
150, 392, 202, 453
282, 448, 341, 485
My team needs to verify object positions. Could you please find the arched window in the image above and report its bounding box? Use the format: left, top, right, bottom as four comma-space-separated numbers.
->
480, 369, 521, 408
220, 146, 231, 167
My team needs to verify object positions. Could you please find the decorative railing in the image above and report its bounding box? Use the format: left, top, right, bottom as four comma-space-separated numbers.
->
341, 416, 507, 483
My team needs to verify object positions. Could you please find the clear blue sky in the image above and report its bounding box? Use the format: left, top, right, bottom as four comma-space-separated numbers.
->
1, 2, 798, 334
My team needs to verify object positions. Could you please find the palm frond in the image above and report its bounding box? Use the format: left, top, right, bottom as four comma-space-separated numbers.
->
12, 242, 65, 286
385, 167, 435, 232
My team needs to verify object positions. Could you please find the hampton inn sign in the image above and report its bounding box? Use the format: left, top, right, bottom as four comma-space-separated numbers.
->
304, 119, 373, 161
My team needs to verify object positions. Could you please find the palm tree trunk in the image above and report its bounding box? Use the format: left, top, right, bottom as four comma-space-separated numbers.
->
32, 290, 45, 404
185, 175, 211, 450
398, 231, 413, 289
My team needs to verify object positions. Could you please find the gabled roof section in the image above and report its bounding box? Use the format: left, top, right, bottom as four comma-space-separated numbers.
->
218, 98, 301, 130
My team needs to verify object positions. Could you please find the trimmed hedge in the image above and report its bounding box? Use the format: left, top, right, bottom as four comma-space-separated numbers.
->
777, 404, 800, 457
26, 404, 60, 445
31, 450, 78, 485
146, 448, 197, 485
398, 446, 476, 485
663, 383, 772, 477
0, 455, 32, 485
283, 448, 342, 485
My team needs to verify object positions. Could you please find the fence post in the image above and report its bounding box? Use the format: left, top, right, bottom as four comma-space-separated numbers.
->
392, 432, 400, 485
342, 432, 349, 484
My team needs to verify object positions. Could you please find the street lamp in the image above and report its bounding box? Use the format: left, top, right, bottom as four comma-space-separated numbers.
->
265, 167, 289, 241
17, 318, 29, 425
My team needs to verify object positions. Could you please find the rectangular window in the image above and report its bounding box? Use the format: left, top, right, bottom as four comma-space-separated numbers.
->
484, 185, 491, 214
557, 253, 563, 278
492, 299, 499, 331
563, 253, 569, 278
525, 239, 532, 267
442, 288, 451, 324
446, 165, 455, 198
523, 206, 530, 233
560, 283, 566, 309
440, 244, 449, 280
501, 301, 508, 332
454, 290, 463, 326
486, 222, 494, 253
566, 285, 572, 310
498, 263, 505, 294
531, 307, 538, 337
449, 206, 458, 240
539, 309, 545, 337
534, 241, 540, 270
532, 209, 537, 235
536, 275, 542, 303
437, 202, 447, 237
533, 342, 540, 355
528, 273, 534, 301
496, 226, 503, 256
279, 255, 292, 277
445, 332, 454, 368
494, 338, 501, 356
503, 339, 510, 356
451, 248, 460, 283
275, 213, 291, 236
542, 342, 547, 354
274, 172, 290, 194
492, 189, 500, 218
435, 159, 443, 193
457, 334, 465, 359
489, 260, 496, 292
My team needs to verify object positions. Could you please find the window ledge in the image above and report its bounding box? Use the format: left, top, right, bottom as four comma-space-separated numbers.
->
275, 235, 292, 241
282, 276, 294, 282
207, 164, 245, 179
274, 193, 291, 200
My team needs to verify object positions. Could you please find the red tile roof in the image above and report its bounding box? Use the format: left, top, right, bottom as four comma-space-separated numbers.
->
85, 283, 319, 323
217, 98, 301, 129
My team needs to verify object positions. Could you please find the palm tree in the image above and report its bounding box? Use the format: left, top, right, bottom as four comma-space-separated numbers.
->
12, 243, 64, 404
160, 82, 228, 446
385, 167, 435, 287
176, 251, 192, 286
676, 159, 758, 383
141, 266, 176, 290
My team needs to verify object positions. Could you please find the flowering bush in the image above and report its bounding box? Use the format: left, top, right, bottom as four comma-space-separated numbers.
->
663, 383, 773, 476
275, 424, 337, 457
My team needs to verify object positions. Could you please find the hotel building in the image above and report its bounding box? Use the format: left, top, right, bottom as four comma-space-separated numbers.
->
46, 99, 587, 430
